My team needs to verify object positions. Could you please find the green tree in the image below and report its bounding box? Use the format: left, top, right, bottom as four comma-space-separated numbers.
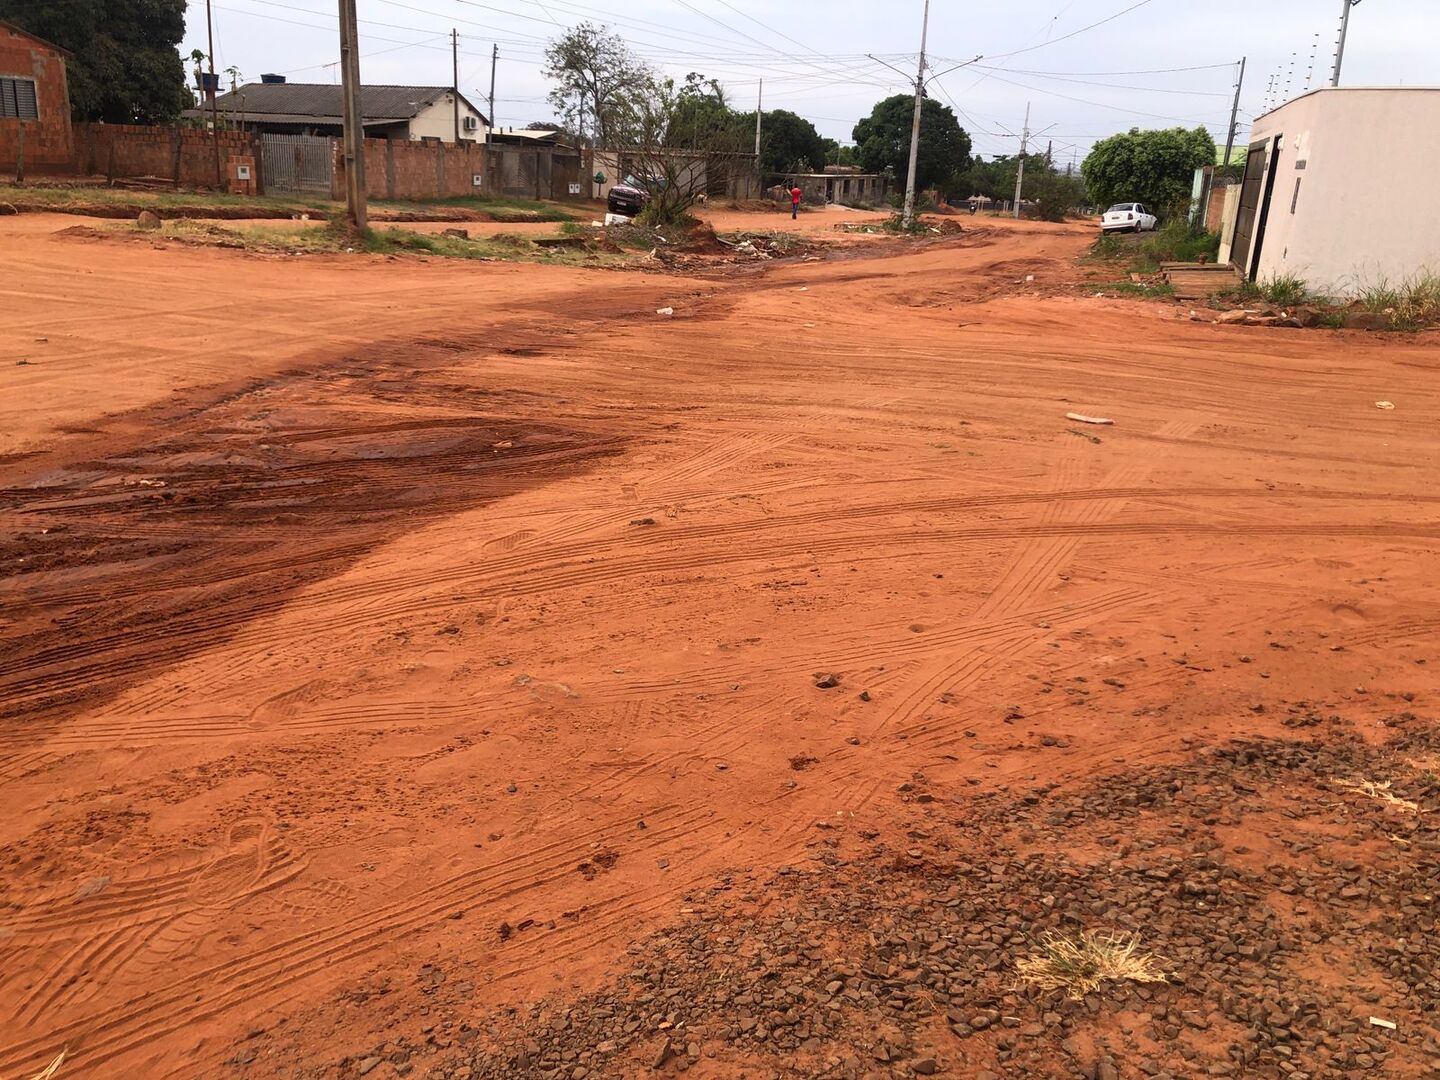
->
1025, 170, 1086, 221
819, 139, 859, 168
756, 109, 826, 174
0, 0, 189, 122
543, 23, 655, 146
666, 72, 738, 148
1081, 126, 1216, 216
852, 94, 971, 192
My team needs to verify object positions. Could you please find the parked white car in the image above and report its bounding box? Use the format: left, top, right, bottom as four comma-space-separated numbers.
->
1101, 202, 1158, 234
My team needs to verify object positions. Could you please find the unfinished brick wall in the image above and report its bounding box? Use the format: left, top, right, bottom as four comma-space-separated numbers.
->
70, 124, 257, 189
0, 23, 73, 174
358, 137, 485, 201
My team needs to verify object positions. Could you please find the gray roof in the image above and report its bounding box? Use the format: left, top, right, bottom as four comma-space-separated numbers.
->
211, 83, 488, 125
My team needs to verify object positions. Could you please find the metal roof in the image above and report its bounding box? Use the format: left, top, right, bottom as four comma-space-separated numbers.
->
212, 83, 488, 125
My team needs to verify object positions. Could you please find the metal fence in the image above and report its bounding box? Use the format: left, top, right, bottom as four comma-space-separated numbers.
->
259, 133, 333, 196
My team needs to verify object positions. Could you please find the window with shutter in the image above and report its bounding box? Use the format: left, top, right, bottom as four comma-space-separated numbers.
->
1, 76, 40, 119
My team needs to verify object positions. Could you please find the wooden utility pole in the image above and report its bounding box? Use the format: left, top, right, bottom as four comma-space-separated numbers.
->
487, 44, 498, 148
206, 0, 221, 189
338, 0, 367, 229
452, 29, 460, 144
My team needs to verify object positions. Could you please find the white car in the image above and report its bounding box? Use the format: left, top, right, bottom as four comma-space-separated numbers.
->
1101, 202, 1158, 234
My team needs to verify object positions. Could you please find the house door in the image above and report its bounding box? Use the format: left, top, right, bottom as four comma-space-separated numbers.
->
1230, 135, 1280, 278
259, 133, 334, 196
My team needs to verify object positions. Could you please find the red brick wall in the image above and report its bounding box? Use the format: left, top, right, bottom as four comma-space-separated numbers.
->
0, 25, 73, 171
70, 123, 257, 189
356, 137, 485, 201
1205, 181, 1231, 233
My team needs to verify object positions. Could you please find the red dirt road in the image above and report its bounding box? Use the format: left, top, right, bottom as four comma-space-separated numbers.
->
3, 214, 1440, 1079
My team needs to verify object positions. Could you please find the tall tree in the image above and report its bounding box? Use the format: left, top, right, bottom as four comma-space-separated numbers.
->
665, 72, 737, 148
852, 94, 971, 192
543, 23, 655, 147
756, 109, 826, 175
1081, 126, 1216, 216
0, 0, 189, 122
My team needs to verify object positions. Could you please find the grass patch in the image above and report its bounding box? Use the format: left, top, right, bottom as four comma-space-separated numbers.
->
1349, 271, 1440, 331
149, 219, 611, 265
1088, 220, 1220, 274
1104, 280, 1175, 299
1015, 930, 1167, 1000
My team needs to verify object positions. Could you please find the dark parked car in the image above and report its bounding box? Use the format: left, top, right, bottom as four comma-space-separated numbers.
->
607, 174, 660, 218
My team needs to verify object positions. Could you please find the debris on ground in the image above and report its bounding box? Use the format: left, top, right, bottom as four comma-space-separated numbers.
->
1065, 412, 1114, 425
1376, 400, 1396, 410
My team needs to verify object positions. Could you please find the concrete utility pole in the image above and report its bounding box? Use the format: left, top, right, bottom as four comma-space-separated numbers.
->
487, 45, 498, 148
1012, 102, 1030, 219
1331, 0, 1362, 87
754, 79, 763, 158
206, 0, 221, 189
901, 0, 931, 229
338, 0, 367, 230
452, 29, 460, 144
1221, 57, 1247, 176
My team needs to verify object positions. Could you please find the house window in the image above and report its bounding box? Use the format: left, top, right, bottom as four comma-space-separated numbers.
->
1, 76, 39, 119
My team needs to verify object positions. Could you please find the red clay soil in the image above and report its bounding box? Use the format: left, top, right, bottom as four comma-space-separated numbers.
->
2, 212, 1439, 1080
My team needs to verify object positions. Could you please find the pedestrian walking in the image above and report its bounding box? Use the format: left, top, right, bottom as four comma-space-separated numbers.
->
790, 183, 802, 220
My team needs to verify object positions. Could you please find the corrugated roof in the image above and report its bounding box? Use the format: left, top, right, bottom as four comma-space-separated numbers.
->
212, 83, 488, 124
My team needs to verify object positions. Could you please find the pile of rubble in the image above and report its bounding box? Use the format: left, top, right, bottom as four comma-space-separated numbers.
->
342, 723, 1440, 1080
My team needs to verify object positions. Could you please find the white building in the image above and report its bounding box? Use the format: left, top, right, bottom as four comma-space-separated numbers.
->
1224, 87, 1440, 295
195, 82, 490, 143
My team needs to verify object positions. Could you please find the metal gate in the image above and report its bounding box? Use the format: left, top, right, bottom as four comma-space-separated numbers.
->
1230, 136, 1278, 279
259, 133, 333, 196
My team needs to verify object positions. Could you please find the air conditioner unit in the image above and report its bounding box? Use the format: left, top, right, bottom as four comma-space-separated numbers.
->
463, 116, 480, 132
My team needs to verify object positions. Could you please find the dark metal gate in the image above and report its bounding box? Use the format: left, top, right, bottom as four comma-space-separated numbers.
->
1230, 135, 1280, 278
259, 133, 334, 196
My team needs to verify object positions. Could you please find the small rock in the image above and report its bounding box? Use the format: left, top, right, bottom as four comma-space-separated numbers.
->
913, 1059, 938, 1075
358, 1057, 383, 1076
653, 1038, 675, 1068
859, 690, 871, 702
814, 672, 842, 689
441, 227, 470, 239
136, 210, 162, 230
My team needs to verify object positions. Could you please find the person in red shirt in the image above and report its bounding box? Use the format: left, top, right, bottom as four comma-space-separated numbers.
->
790, 183, 802, 219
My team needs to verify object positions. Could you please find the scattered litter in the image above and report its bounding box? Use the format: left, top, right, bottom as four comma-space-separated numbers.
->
1065, 412, 1115, 426
798, 287, 808, 292
1369, 1016, 1397, 1031
1025, 274, 1035, 283
28, 1051, 66, 1080
1375, 400, 1395, 410
655, 307, 674, 316
590, 220, 604, 227
604, 212, 632, 226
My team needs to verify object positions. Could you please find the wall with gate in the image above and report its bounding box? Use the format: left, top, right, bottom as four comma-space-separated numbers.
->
487, 146, 586, 201
258, 133, 333, 196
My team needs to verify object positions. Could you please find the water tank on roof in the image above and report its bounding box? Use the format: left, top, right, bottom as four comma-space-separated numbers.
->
260, 73, 287, 84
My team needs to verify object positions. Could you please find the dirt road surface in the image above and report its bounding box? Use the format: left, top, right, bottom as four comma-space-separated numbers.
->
3, 213, 1439, 1080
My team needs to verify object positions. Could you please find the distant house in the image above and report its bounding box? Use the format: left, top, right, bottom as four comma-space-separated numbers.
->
788, 171, 890, 207
0, 19, 73, 172
186, 82, 490, 142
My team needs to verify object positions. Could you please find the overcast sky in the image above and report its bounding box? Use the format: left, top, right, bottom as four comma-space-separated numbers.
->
183, 0, 1438, 162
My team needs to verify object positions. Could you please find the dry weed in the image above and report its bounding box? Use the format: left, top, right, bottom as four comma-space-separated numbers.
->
29, 1050, 65, 1080
1015, 930, 1167, 1000
1333, 777, 1423, 815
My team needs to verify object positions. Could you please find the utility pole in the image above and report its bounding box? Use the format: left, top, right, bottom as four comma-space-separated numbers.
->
206, 0, 221, 189
1221, 57, 1247, 177
754, 79, 763, 158
900, 0, 931, 228
1012, 102, 1030, 219
1331, 0, 1362, 87
487, 44, 498, 148
452, 29, 460, 144
338, 0, 367, 230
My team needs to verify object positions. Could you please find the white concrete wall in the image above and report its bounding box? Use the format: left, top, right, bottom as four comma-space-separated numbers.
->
409, 94, 488, 143
1248, 88, 1440, 294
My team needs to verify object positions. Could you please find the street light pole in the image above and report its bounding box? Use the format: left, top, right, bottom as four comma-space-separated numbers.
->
206, 0, 221, 189
1012, 102, 1030, 219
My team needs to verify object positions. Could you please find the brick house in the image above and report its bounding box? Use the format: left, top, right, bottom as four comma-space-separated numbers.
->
0, 20, 72, 173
